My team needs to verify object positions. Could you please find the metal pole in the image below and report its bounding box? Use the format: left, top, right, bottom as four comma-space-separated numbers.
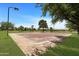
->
7, 7, 19, 36
7, 7, 9, 36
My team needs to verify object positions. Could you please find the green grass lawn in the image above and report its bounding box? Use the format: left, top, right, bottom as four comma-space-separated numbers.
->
40, 33, 79, 56
1, 30, 78, 56
0, 31, 25, 56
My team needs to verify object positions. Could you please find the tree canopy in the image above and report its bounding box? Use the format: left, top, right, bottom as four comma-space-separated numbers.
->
38, 19, 48, 28
66, 21, 77, 31
37, 3, 79, 34
0, 21, 14, 30
38, 19, 48, 32
18, 25, 24, 31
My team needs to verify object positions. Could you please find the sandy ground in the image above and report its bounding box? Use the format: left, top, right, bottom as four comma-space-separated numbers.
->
9, 32, 71, 56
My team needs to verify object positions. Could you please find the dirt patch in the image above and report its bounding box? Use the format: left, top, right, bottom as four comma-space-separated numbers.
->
9, 32, 71, 56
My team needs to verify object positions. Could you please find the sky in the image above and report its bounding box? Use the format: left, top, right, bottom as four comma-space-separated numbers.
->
0, 3, 66, 29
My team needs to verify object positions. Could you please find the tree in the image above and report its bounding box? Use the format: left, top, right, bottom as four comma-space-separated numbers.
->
14, 27, 18, 30
0, 21, 14, 30
24, 27, 27, 31
37, 3, 79, 34
66, 21, 77, 32
50, 27, 53, 32
18, 25, 24, 31
38, 19, 48, 32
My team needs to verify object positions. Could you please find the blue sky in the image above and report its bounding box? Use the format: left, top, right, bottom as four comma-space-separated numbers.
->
0, 3, 66, 29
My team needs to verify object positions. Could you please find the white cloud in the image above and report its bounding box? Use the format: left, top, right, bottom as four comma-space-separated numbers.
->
53, 20, 66, 29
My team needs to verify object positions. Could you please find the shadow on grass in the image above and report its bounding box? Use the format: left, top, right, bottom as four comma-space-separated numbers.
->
39, 33, 79, 56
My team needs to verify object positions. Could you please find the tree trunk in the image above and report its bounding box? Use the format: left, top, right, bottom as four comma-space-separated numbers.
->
76, 26, 79, 34
43, 28, 44, 32
77, 28, 79, 35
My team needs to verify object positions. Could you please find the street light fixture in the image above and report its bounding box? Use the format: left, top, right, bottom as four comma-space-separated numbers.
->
7, 7, 19, 36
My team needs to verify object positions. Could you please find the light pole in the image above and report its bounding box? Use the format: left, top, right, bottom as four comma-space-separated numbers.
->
7, 7, 19, 36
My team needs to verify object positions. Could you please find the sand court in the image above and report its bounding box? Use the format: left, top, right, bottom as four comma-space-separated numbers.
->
9, 32, 71, 55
